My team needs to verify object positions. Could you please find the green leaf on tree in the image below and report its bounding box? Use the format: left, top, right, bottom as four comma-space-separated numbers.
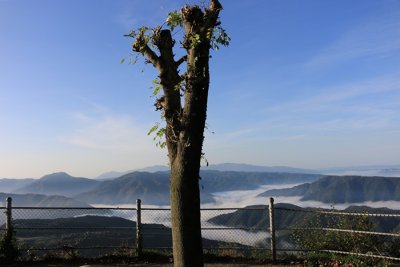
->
166, 10, 182, 32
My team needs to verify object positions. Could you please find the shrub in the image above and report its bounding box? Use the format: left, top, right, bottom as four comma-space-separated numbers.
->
291, 208, 387, 266
0, 226, 19, 263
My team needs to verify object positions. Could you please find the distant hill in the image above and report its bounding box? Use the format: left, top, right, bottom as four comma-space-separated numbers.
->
95, 170, 132, 180
95, 163, 319, 180
199, 170, 321, 193
0, 178, 35, 193
0, 192, 91, 207
208, 203, 400, 233
208, 203, 304, 230
76, 171, 321, 205
9, 215, 247, 257
75, 171, 171, 205
95, 165, 169, 180
203, 163, 319, 174
2, 170, 321, 206
321, 165, 400, 177
259, 175, 400, 203
76, 171, 215, 205
137, 165, 169, 172
14, 172, 99, 197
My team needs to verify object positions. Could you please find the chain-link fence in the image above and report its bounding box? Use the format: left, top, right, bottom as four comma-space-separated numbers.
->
0, 207, 6, 234
201, 206, 270, 260
273, 204, 400, 263
9, 206, 137, 258
1, 197, 400, 263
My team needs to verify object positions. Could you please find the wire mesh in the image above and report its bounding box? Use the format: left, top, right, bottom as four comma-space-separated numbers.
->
201, 207, 269, 248
274, 206, 400, 261
141, 208, 172, 250
10, 207, 137, 258
1, 202, 399, 262
201, 207, 271, 259
0, 207, 6, 232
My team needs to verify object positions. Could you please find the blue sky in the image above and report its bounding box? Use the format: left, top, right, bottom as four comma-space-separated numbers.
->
1, 0, 399, 178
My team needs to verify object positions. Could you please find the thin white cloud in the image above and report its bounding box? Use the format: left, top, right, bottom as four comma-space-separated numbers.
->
268, 74, 400, 113
116, 7, 140, 30
115, 1, 182, 31
305, 13, 400, 68
62, 112, 154, 153
225, 128, 256, 139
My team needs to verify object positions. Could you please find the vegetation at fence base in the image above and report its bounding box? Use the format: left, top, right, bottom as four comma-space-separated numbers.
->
385, 237, 400, 259
0, 226, 20, 263
290, 209, 393, 266
13, 249, 172, 265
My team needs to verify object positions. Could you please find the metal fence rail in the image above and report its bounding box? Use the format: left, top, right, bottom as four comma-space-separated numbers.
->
273, 203, 400, 263
1, 197, 400, 263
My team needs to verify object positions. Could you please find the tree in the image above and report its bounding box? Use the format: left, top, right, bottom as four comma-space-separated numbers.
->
126, 1, 229, 266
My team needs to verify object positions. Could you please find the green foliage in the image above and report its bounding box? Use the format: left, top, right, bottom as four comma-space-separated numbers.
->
150, 78, 162, 96
0, 227, 19, 263
210, 25, 231, 50
125, 4, 230, 150
188, 33, 201, 48
120, 54, 139, 65
166, 10, 182, 32
291, 209, 387, 266
147, 123, 166, 148
147, 78, 167, 149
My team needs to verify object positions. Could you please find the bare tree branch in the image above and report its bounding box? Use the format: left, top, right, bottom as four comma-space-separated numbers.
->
202, 0, 222, 32
141, 45, 162, 70
176, 55, 187, 67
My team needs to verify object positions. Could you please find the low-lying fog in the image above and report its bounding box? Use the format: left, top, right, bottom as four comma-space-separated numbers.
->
89, 183, 400, 247
93, 183, 400, 211
3, 184, 398, 248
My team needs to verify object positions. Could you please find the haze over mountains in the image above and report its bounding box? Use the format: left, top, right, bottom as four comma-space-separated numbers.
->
0, 192, 90, 207
1, 166, 400, 253
14, 172, 99, 197
260, 175, 400, 203
0, 178, 35, 192
209, 203, 400, 233
0, 169, 320, 206
0, 163, 399, 208
93, 163, 400, 180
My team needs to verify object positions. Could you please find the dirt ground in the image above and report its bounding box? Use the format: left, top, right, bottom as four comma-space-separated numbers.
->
17, 264, 303, 267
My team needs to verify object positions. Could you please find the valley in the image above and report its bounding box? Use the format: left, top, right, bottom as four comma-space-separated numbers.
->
1, 165, 400, 261
1, 164, 400, 209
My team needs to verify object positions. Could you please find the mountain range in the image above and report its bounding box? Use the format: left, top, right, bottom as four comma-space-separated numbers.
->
260, 175, 400, 203
208, 203, 400, 233
14, 172, 99, 197
1, 170, 320, 206
0, 192, 90, 207
75, 170, 320, 205
93, 163, 318, 180
0, 178, 35, 193
74, 171, 205, 205
93, 163, 400, 180
1, 164, 400, 207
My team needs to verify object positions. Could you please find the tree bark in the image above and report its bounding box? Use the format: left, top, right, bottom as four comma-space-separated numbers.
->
131, 2, 223, 266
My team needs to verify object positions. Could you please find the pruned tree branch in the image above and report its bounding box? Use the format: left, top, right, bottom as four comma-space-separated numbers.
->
175, 55, 187, 67
141, 45, 161, 70
202, 0, 222, 33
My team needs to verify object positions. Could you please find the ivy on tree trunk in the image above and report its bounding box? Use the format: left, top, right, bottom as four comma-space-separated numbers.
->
127, 1, 229, 266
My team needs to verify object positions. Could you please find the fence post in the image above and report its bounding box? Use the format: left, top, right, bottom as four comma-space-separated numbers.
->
269, 197, 276, 262
136, 199, 143, 258
6, 197, 12, 236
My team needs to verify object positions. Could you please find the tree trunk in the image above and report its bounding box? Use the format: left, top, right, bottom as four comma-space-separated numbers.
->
168, 37, 211, 265
170, 159, 203, 266
129, 2, 224, 266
